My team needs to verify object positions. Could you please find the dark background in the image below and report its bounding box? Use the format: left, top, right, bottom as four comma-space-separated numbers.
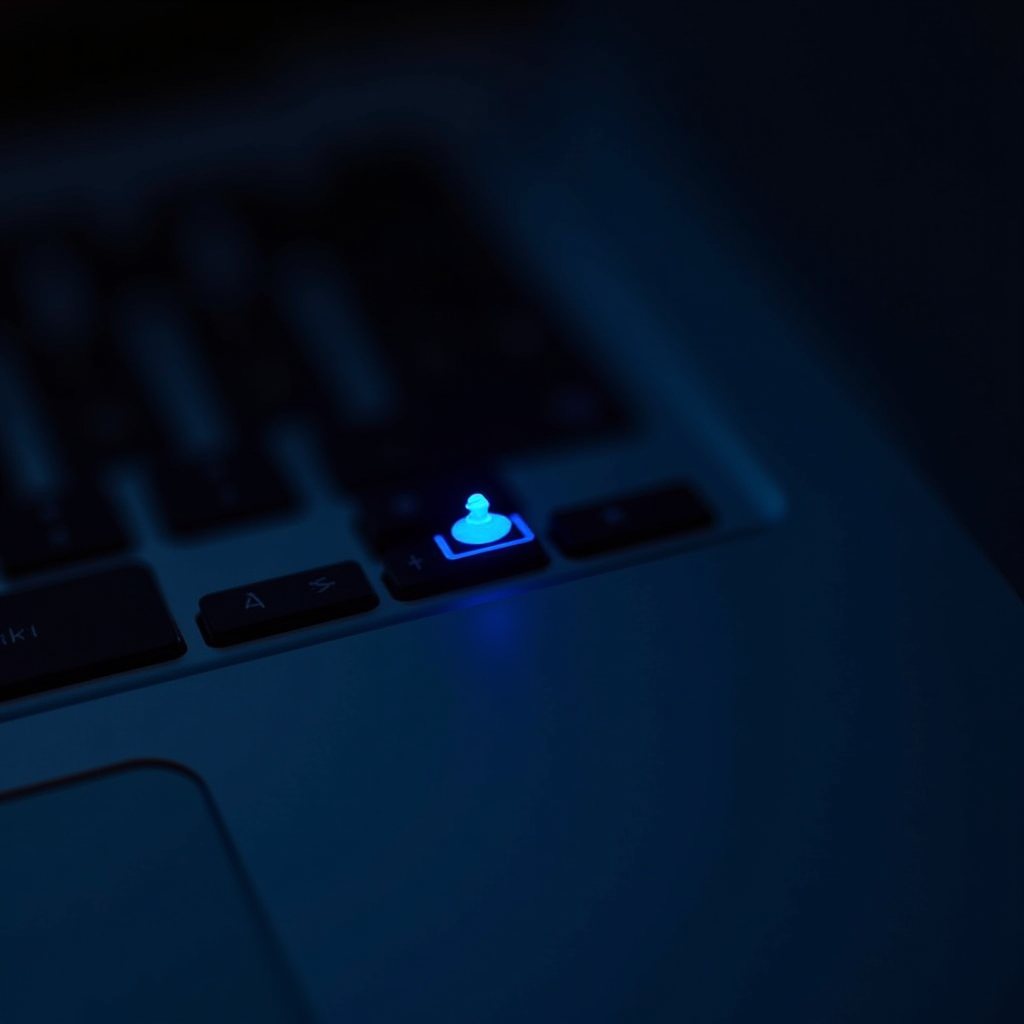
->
2, 0, 1020, 594
630, 0, 1023, 597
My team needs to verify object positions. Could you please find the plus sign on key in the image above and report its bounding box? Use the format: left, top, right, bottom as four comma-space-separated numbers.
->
382, 534, 547, 601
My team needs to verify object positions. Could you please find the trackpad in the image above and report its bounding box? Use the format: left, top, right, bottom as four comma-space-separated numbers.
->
0, 762, 310, 1023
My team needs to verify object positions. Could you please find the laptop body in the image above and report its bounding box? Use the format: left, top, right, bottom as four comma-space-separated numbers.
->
0, 7, 1021, 1022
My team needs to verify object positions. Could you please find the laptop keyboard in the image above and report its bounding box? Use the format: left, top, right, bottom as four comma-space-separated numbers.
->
0, 149, 718, 701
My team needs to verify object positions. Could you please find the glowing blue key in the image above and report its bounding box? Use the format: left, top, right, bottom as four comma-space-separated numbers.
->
435, 513, 534, 560
451, 493, 512, 545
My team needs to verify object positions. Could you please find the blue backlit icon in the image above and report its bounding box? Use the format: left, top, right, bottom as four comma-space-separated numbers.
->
451, 493, 512, 545
434, 493, 535, 561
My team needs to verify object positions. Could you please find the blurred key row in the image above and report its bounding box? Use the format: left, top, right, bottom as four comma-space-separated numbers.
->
0, 149, 628, 506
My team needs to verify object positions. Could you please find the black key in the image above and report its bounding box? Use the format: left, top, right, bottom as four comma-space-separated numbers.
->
198, 561, 378, 647
549, 483, 715, 558
0, 564, 184, 702
357, 472, 517, 554
152, 448, 293, 537
382, 524, 548, 601
0, 487, 128, 578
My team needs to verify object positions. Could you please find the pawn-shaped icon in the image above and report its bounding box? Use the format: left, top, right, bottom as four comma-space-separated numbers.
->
451, 492, 512, 545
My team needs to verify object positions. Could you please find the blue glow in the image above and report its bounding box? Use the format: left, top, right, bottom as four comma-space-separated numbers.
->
451, 493, 513, 545
435, 513, 535, 560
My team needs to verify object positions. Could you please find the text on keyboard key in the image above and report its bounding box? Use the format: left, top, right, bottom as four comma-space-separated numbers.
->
0, 564, 185, 702
198, 561, 378, 647
382, 526, 548, 601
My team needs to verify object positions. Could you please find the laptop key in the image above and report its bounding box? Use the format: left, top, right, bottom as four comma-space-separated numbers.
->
357, 472, 517, 554
549, 482, 715, 558
382, 524, 548, 601
198, 561, 378, 647
151, 448, 293, 537
0, 564, 184, 702
0, 486, 128, 578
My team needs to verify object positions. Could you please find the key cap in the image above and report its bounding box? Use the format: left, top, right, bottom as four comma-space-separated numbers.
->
0, 486, 128, 577
0, 564, 184, 702
357, 471, 517, 554
549, 482, 715, 558
151, 448, 293, 537
382, 523, 548, 601
198, 561, 378, 647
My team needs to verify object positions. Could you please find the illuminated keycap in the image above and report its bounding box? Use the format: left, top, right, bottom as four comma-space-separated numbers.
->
450, 493, 512, 545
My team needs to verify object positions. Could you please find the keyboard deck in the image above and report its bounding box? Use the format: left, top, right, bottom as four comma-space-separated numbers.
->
0, 147, 752, 707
